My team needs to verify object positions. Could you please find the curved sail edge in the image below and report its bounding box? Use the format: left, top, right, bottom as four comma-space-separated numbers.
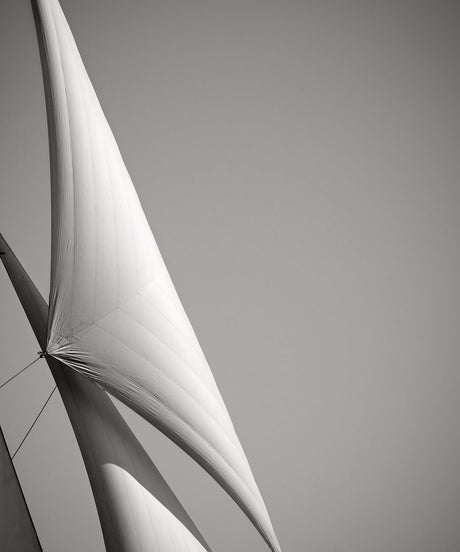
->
0, 230, 211, 552
31, 1, 281, 551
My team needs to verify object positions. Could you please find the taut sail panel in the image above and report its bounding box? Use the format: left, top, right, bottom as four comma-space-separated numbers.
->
32, 1, 281, 551
0, 427, 42, 551
0, 232, 210, 552
44, 357, 211, 552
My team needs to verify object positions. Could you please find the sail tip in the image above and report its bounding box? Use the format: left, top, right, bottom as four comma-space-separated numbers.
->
267, 534, 282, 552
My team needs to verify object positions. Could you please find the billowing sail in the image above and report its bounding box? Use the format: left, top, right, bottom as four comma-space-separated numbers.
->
0, 231, 210, 552
0, 426, 42, 551
32, 1, 280, 550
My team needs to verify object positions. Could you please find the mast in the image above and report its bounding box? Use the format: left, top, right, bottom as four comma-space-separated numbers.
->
0, 232, 210, 552
0, 426, 42, 552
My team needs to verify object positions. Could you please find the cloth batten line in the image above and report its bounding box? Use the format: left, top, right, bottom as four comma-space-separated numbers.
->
12, 385, 57, 460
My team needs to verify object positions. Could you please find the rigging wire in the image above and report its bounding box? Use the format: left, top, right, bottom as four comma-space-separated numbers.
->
12, 385, 57, 460
0, 356, 41, 390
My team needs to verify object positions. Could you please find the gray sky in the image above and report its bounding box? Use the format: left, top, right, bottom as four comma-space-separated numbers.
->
1, 1, 460, 551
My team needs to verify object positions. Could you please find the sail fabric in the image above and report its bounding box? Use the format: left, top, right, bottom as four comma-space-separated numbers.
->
46, 357, 211, 552
32, 1, 280, 551
1, 232, 210, 552
0, 427, 42, 551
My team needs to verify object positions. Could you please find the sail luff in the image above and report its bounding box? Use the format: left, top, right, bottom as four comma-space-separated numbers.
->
29, 0, 73, 343
0, 232, 210, 552
0, 426, 43, 552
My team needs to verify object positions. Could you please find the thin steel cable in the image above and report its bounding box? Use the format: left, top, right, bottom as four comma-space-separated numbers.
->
12, 385, 57, 459
0, 357, 41, 389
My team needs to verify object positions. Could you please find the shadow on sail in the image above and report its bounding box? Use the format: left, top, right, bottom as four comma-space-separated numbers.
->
1, 232, 209, 552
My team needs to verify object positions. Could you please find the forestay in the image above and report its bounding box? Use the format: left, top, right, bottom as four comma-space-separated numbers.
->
32, 1, 280, 551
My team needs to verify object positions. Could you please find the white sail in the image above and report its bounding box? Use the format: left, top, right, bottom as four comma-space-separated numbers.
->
32, 1, 280, 550
0, 426, 42, 551
0, 231, 210, 552
45, 360, 211, 552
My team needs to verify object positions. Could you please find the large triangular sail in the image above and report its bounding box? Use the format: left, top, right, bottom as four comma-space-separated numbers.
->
0, 232, 210, 552
0, 426, 42, 552
31, 1, 280, 550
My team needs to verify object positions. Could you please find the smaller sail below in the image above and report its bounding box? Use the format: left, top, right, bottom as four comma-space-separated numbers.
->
0, 427, 42, 551
0, 231, 210, 552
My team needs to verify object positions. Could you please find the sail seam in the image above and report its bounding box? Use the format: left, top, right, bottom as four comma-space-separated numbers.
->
92, 315, 239, 450
53, 341, 262, 510
101, 305, 229, 412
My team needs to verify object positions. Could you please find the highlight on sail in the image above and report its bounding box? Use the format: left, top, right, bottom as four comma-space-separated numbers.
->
0, 1, 281, 551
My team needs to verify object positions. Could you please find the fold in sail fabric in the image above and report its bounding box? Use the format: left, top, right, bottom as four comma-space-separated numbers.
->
0, 231, 210, 552
0, 426, 42, 551
32, 1, 280, 551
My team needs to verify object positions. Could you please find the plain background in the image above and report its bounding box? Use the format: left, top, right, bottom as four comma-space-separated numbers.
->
1, 1, 460, 551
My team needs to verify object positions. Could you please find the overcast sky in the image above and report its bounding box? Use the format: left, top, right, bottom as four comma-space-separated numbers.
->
1, 1, 460, 551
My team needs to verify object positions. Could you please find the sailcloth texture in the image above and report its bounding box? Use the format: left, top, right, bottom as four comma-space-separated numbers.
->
0, 427, 42, 551
0, 231, 210, 552
32, 0, 280, 551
